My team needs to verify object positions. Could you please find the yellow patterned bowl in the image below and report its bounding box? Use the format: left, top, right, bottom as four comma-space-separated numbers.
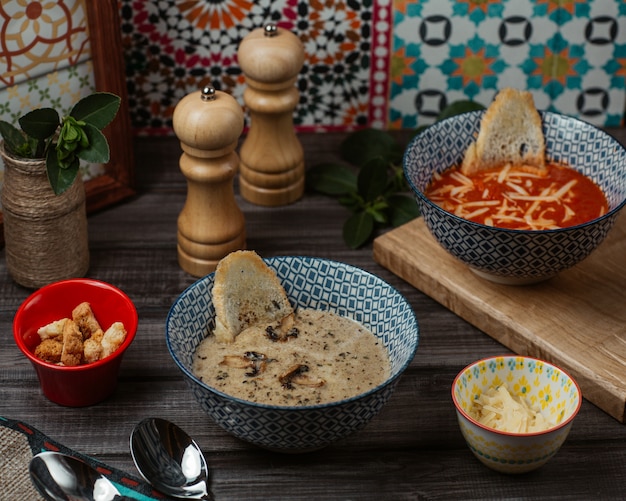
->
451, 355, 581, 474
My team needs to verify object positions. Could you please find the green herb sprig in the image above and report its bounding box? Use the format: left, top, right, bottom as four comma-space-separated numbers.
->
307, 100, 485, 248
307, 128, 416, 249
0, 92, 121, 195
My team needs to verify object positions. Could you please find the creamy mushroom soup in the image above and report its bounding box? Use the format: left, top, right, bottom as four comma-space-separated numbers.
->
192, 309, 390, 406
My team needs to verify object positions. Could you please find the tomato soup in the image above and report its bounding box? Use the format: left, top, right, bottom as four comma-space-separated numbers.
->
425, 163, 608, 230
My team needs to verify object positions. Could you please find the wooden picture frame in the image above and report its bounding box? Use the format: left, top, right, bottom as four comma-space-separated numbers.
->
83, 1, 135, 212
0, 1, 135, 243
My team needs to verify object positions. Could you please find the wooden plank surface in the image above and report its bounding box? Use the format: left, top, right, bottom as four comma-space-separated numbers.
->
373, 213, 626, 423
1, 133, 626, 500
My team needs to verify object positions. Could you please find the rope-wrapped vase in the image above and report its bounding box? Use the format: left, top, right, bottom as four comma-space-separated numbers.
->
1, 143, 89, 289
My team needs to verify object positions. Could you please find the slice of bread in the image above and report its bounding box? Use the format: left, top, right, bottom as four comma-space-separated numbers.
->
212, 250, 294, 343
460, 88, 546, 176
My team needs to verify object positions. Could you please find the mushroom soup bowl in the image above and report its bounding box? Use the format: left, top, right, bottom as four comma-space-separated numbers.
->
403, 111, 626, 285
166, 256, 419, 453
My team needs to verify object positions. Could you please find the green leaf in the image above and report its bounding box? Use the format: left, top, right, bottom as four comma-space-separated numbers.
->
307, 162, 357, 195
0, 121, 31, 156
388, 194, 420, 227
340, 128, 401, 166
388, 164, 409, 193
343, 211, 374, 249
338, 193, 362, 211
18, 108, 59, 141
308, 98, 486, 248
46, 151, 79, 195
70, 92, 121, 130
357, 157, 389, 202
436, 100, 485, 121
75, 123, 110, 163
367, 203, 389, 224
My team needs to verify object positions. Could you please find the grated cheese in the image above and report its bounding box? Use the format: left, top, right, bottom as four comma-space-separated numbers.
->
552, 179, 577, 200
462, 200, 500, 208
463, 207, 491, 219
496, 163, 512, 184
469, 384, 553, 433
505, 181, 529, 196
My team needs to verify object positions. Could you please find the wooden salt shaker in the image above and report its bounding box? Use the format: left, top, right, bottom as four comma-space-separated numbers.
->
238, 23, 305, 206
172, 86, 246, 276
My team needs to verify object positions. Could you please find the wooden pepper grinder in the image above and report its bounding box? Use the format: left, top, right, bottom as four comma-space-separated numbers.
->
172, 86, 246, 276
238, 23, 305, 206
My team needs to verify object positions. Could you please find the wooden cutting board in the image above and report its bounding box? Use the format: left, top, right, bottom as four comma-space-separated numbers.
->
373, 213, 626, 423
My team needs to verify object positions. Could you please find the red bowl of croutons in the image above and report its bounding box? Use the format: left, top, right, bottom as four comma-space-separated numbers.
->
13, 278, 138, 407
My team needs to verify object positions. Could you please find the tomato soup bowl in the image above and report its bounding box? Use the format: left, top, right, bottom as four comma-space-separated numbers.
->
404, 111, 626, 284
452, 355, 581, 474
13, 279, 138, 407
166, 256, 419, 453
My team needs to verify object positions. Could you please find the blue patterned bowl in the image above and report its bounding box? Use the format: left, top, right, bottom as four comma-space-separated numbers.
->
166, 256, 419, 453
404, 111, 626, 284
452, 355, 581, 474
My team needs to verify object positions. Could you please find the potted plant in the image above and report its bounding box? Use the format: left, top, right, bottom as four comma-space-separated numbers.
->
0, 92, 121, 288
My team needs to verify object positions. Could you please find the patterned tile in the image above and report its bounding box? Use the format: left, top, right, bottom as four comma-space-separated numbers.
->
2, 1, 625, 140
120, 0, 375, 135
0, 1, 100, 187
0, 61, 95, 122
0, 0, 90, 87
120, 0, 626, 136
390, 0, 626, 129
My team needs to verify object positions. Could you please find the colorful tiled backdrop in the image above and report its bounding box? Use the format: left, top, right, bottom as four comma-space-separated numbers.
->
1, 0, 625, 142
0, 0, 101, 186
390, 0, 626, 128
120, 0, 626, 136
0, 0, 91, 96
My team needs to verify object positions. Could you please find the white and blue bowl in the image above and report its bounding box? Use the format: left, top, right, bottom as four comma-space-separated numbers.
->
166, 256, 419, 453
404, 111, 626, 285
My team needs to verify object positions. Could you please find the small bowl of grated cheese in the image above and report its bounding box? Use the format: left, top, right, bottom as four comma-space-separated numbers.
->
451, 355, 581, 474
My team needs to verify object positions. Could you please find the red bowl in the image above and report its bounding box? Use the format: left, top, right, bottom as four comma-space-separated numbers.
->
13, 279, 138, 407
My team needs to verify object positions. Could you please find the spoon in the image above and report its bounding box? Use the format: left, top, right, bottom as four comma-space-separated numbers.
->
130, 417, 212, 500
29, 451, 132, 501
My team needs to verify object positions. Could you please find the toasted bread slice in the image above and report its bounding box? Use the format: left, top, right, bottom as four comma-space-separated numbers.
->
212, 250, 294, 343
460, 88, 546, 176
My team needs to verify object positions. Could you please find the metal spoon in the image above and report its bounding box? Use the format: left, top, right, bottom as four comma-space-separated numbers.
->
130, 417, 212, 500
29, 451, 132, 501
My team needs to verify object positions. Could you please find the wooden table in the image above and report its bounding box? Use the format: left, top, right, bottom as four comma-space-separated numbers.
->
1, 131, 625, 500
